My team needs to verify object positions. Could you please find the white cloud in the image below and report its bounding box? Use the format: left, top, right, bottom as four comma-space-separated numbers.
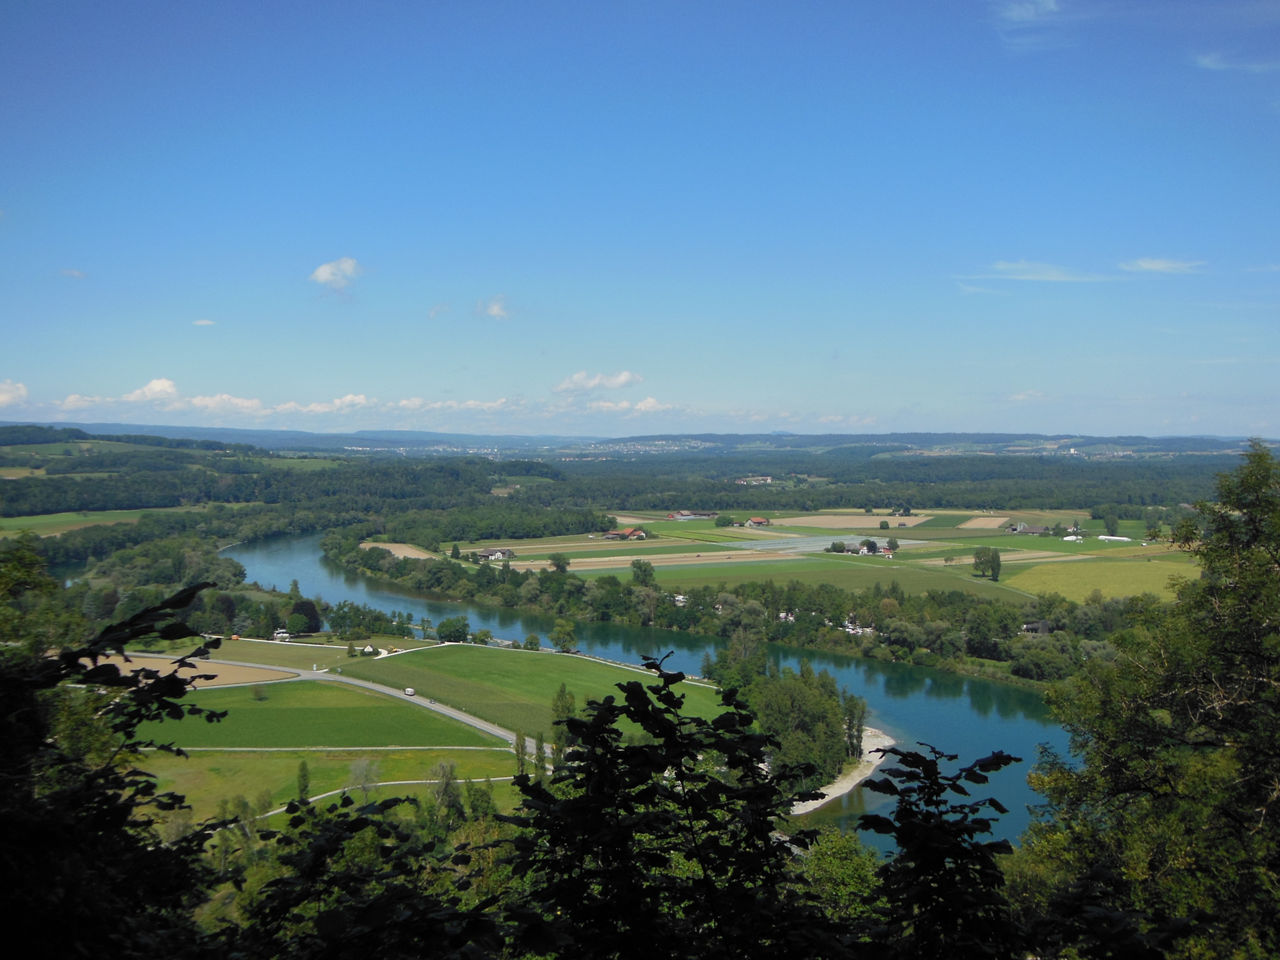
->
555, 370, 644, 392
122, 378, 180, 403
309, 257, 361, 290
586, 399, 633, 413
632, 396, 671, 414
192, 318, 216, 326
190, 393, 264, 415
0, 379, 28, 406
477, 295, 508, 320
60, 393, 104, 410
1195, 52, 1280, 74
1246, 264, 1280, 273
1119, 258, 1205, 274
275, 394, 373, 415
1009, 389, 1046, 403
968, 260, 1106, 282
60, 268, 85, 279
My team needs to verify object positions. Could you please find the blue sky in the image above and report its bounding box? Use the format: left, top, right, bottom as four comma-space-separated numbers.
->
2, 1, 1277, 437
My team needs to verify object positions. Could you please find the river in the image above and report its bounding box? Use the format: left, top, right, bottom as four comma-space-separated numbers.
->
226, 534, 1071, 843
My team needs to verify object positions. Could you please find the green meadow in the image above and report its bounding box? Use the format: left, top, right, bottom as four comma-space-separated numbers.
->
145, 746, 515, 820
340, 645, 723, 738
1001, 552, 1196, 601
644, 555, 1033, 599
142, 680, 502, 749
0, 506, 205, 538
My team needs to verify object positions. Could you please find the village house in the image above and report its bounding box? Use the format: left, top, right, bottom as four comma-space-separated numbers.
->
604, 527, 646, 540
477, 547, 516, 560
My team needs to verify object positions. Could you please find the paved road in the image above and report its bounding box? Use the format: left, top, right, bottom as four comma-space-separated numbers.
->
202, 658, 519, 749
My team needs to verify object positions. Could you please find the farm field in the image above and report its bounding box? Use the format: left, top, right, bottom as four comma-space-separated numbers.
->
134, 677, 520, 819
130, 636, 390, 671
340, 645, 724, 738
145, 746, 515, 820
1001, 552, 1196, 601
435, 507, 1194, 601
141, 680, 503, 749
0, 505, 207, 537
645, 556, 1032, 599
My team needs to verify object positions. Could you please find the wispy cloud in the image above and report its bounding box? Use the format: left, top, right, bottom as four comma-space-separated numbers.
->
956, 282, 1008, 296
0, 379, 28, 406
476, 295, 508, 320
632, 397, 671, 414
122, 378, 179, 403
395, 397, 512, 412
1119, 257, 1205, 274
275, 394, 373, 415
60, 268, 85, 279
1009, 389, 1046, 403
965, 260, 1106, 282
555, 370, 644, 392
190, 393, 264, 414
585, 396, 672, 415
990, 0, 1075, 51
1246, 263, 1280, 273
994, 0, 1059, 24
1194, 52, 1280, 74
586, 399, 633, 413
60, 393, 104, 410
192, 318, 216, 326
309, 257, 361, 291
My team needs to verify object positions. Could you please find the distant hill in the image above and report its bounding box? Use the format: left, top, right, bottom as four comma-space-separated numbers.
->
0, 420, 1264, 459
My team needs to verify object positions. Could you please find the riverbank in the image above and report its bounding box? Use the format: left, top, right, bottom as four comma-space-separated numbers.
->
791, 726, 895, 816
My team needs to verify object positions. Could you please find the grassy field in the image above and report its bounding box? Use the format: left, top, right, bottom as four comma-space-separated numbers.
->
141, 680, 503, 749
193, 636, 428, 669
644, 555, 1033, 599
442, 507, 1195, 601
340, 645, 723, 738
145, 746, 516, 820
0, 506, 208, 538
1001, 551, 1196, 600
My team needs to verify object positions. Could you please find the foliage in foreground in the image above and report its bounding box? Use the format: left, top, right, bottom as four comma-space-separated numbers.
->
5, 440, 1280, 958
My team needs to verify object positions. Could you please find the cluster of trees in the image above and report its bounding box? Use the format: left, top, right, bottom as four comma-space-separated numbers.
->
972, 546, 1002, 581
703, 638, 867, 787
376, 505, 614, 551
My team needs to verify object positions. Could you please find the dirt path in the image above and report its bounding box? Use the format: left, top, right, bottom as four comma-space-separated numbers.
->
958, 516, 1010, 529
361, 541, 437, 560
94, 655, 297, 687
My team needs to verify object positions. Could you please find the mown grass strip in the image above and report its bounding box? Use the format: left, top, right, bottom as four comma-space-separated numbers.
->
341, 645, 722, 738
140, 680, 502, 748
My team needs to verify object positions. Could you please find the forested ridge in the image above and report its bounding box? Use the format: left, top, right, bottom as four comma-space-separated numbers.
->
1, 423, 1233, 518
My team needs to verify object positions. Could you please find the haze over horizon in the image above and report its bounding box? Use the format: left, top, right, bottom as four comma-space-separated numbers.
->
3, 2, 1277, 438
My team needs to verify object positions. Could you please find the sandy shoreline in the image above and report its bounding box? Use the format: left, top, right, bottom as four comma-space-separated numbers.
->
791, 726, 896, 815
